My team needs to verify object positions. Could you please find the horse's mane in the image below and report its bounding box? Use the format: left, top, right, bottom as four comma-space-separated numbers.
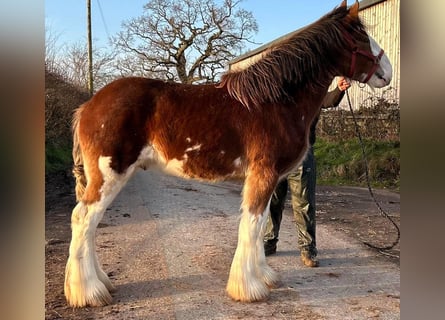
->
219, 6, 365, 108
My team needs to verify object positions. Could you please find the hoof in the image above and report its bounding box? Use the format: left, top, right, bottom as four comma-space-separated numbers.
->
65, 275, 113, 307
65, 285, 113, 308
261, 266, 280, 289
226, 278, 270, 302
97, 271, 116, 292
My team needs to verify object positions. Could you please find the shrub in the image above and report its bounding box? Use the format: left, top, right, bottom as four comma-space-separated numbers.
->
45, 69, 90, 173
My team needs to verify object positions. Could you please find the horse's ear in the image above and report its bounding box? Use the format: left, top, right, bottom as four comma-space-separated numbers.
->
348, 1, 359, 18
340, 0, 347, 7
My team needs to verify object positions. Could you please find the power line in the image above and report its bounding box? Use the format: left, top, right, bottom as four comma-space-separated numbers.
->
96, 0, 110, 40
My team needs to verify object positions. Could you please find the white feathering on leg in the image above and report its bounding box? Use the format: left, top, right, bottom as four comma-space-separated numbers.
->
255, 199, 280, 288
64, 201, 112, 307
226, 204, 272, 302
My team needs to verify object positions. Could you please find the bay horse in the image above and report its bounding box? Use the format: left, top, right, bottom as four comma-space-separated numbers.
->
64, 1, 392, 307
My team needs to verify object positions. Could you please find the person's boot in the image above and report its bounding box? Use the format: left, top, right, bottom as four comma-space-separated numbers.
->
300, 250, 319, 267
263, 239, 278, 256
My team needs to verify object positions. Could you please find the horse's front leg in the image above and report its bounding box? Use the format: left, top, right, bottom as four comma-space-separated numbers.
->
226, 166, 280, 302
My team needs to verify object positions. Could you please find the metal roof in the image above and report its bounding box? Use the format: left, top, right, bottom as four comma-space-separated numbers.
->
229, 0, 387, 66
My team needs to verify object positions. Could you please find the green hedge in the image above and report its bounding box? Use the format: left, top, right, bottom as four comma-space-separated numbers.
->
314, 138, 400, 190
45, 143, 72, 174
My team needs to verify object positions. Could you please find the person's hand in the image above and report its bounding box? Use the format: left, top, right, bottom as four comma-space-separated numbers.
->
337, 77, 351, 91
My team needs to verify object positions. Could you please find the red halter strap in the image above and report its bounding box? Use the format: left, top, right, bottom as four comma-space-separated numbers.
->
343, 31, 384, 83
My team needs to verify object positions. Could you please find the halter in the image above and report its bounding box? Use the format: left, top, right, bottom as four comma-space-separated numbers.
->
343, 31, 384, 83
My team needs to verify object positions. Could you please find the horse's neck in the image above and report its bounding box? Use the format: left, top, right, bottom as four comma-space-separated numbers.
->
286, 81, 331, 145
293, 80, 332, 112
288, 57, 340, 112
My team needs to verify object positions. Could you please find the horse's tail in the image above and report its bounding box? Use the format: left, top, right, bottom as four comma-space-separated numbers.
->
72, 105, 87, 202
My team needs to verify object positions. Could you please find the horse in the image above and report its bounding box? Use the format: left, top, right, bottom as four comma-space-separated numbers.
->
64, 0, 392, 307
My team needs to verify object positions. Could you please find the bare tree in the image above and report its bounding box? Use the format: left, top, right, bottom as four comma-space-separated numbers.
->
112, 0, 258, 83
45, 23, 62, 74
46, 22, 118, 92
57, 41, 117, 91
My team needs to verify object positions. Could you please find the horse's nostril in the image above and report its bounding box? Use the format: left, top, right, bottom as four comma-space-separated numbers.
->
376, 73, 387, 83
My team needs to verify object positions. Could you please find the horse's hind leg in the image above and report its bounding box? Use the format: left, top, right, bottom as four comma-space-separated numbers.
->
94, 248, 115, 292
226, 166, 279, 302
64, 155, 135, 307
65, 199, 111, 307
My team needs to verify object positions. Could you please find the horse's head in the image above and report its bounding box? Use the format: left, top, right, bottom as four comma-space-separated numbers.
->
339, 1, 392, 88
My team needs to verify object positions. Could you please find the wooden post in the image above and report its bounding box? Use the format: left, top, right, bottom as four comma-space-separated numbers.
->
87, 0, 93, 96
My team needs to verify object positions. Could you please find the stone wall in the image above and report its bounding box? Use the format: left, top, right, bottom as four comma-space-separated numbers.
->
316, 99, 400, 141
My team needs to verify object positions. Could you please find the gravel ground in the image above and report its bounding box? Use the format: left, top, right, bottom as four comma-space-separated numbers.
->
45, 170, 400, 319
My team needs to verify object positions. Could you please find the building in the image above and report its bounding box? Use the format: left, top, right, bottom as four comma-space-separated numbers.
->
228, 0, 400, 109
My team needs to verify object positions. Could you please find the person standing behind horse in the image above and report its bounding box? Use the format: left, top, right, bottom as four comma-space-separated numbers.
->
263, 76, 351, 267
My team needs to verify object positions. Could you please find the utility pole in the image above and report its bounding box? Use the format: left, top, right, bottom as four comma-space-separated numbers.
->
87, 0, 93, 96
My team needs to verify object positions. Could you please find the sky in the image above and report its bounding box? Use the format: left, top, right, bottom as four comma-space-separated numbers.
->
45, 0, 343, 53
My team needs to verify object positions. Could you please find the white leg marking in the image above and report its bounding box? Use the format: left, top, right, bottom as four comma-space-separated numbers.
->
255, 199, 279, 288
65, 201, 112, 307
94, 249, 115, 292
65, 156, 138, 307
227, 199, 277, 302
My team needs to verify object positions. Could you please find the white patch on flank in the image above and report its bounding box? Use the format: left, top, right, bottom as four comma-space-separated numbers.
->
220, 150, 226, 155
99, 156, 137, 205
135, 145, 188, 177
138, 145, 159, 161
233, 157, 242, 168
98, 156, 120, 200
186, 137, 191, 143
164, 158, 187, 176
185, 143, 202, 153
100, 123, 104, 129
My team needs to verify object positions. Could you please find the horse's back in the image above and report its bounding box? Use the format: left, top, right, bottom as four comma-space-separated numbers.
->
76, 76, 306, 180
76, 77, 247, 179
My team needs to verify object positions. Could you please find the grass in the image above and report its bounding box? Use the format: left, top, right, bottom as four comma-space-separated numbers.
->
314, 138, 400, 191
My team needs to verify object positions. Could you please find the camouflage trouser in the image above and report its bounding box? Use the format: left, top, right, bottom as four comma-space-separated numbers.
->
264, 146, 317, 255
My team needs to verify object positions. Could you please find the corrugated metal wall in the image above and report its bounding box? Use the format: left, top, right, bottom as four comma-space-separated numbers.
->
336, 0, 400, 109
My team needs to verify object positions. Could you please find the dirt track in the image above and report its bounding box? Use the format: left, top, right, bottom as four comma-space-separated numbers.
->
45, 170, 400, 319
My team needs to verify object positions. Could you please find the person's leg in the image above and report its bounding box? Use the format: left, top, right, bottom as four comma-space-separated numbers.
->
263, 179, 288, 255
288, 147, 318, 267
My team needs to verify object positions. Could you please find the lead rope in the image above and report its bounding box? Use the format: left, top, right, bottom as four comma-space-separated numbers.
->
345, 90, 400, 256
